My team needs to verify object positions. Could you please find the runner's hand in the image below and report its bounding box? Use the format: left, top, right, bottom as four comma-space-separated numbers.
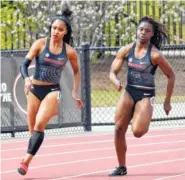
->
116, 80, 123, 92
24, 78, 32, 95
72, 90, 83, 109
163, 100, 172, 115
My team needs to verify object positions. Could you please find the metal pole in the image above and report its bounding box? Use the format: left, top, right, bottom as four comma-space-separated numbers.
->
81, 43, 92, 131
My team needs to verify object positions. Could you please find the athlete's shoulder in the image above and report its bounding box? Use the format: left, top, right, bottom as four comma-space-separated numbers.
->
30, 37, 47, 50
151, 45, 166, 65
65, 43, 77, 60
117, 43, 134, 58
27, 37, 47, 58
33, 37, 46, 45
66, 43, 76, 54
151, 45, 164, 59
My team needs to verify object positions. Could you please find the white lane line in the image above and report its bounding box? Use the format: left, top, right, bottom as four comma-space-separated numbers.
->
1, 147, 185, 174
2, 140, 185, 161
1, 133, 185, 152
154, 173, 185, 180
1, 132, 114, 144
2, 127, 185, 144
50, 158, 185, 180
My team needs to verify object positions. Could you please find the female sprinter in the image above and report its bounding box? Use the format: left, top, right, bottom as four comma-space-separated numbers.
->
18, 8, 83, 175
109, 16, 175, 176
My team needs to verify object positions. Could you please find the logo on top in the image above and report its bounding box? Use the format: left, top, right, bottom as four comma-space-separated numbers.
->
45, 53, 50, 57
128, 58, 132, 62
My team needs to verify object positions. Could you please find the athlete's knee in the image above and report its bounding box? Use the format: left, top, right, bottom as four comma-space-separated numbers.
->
34, 117, 48, 131
34, 114, 49, 131
34, 122, 45, 132
29, 129, 34, 135
132, 126, 148, 138
115, 123, 126, 138
115, 126, 122, 138
133, 130, 143, 138
27, 131, 44, 155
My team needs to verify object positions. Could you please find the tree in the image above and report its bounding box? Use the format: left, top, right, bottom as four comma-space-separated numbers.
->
1, 0, 185, 50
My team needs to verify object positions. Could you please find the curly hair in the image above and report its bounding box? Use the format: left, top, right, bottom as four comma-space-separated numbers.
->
138, 16, 168, 49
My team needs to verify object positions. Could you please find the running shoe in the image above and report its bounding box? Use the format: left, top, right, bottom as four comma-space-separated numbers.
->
108, 166, 127, 176
17, 161, 28, 175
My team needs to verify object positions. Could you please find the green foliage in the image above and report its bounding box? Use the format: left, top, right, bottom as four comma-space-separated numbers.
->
104, 0, 185, 46
1, 1, 185, 49
0, 0, 47, 49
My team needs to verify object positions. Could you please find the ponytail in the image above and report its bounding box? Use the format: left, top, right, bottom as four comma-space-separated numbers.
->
138, 16, 168, 49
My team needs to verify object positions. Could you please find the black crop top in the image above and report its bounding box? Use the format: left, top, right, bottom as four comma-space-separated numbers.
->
33, 38, 68, 83
126, 43, 158, 89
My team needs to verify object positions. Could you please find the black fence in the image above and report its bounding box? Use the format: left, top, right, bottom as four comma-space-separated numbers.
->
87, 44, 185, 127
1, 49, 86, 137
1, 44, 185, 138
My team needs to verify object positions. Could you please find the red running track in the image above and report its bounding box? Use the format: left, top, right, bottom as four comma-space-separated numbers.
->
1, 128, 185, 180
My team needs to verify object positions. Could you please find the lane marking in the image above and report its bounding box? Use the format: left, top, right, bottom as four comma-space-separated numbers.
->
1, 148, 185, 174
2, 127, 185, 144
154, 173, 185, 180
2, 140, 185, 161
2, 133, 185, 152
51, 158, 185, 180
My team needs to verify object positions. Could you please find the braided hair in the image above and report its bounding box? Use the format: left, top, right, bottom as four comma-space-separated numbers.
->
50, 8, 73, 45
138, 16, 168, 49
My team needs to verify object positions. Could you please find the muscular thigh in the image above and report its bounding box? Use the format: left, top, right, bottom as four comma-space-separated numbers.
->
132, 97, 154, 131
26, 92, 41, 117
35, 91, 60, 130
115, 90, 135, 129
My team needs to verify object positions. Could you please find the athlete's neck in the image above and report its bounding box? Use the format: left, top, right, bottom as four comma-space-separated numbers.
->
50, 38, 63, 48
136, 40, 150, 50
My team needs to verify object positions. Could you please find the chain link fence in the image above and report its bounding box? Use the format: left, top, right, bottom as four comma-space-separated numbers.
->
88, 44, 185, 127
1, 44, 185, 139
1, 50, 84, 138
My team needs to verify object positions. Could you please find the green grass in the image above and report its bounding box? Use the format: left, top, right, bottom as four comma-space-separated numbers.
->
91, 90, 185, 107
91, 90, 120, 107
